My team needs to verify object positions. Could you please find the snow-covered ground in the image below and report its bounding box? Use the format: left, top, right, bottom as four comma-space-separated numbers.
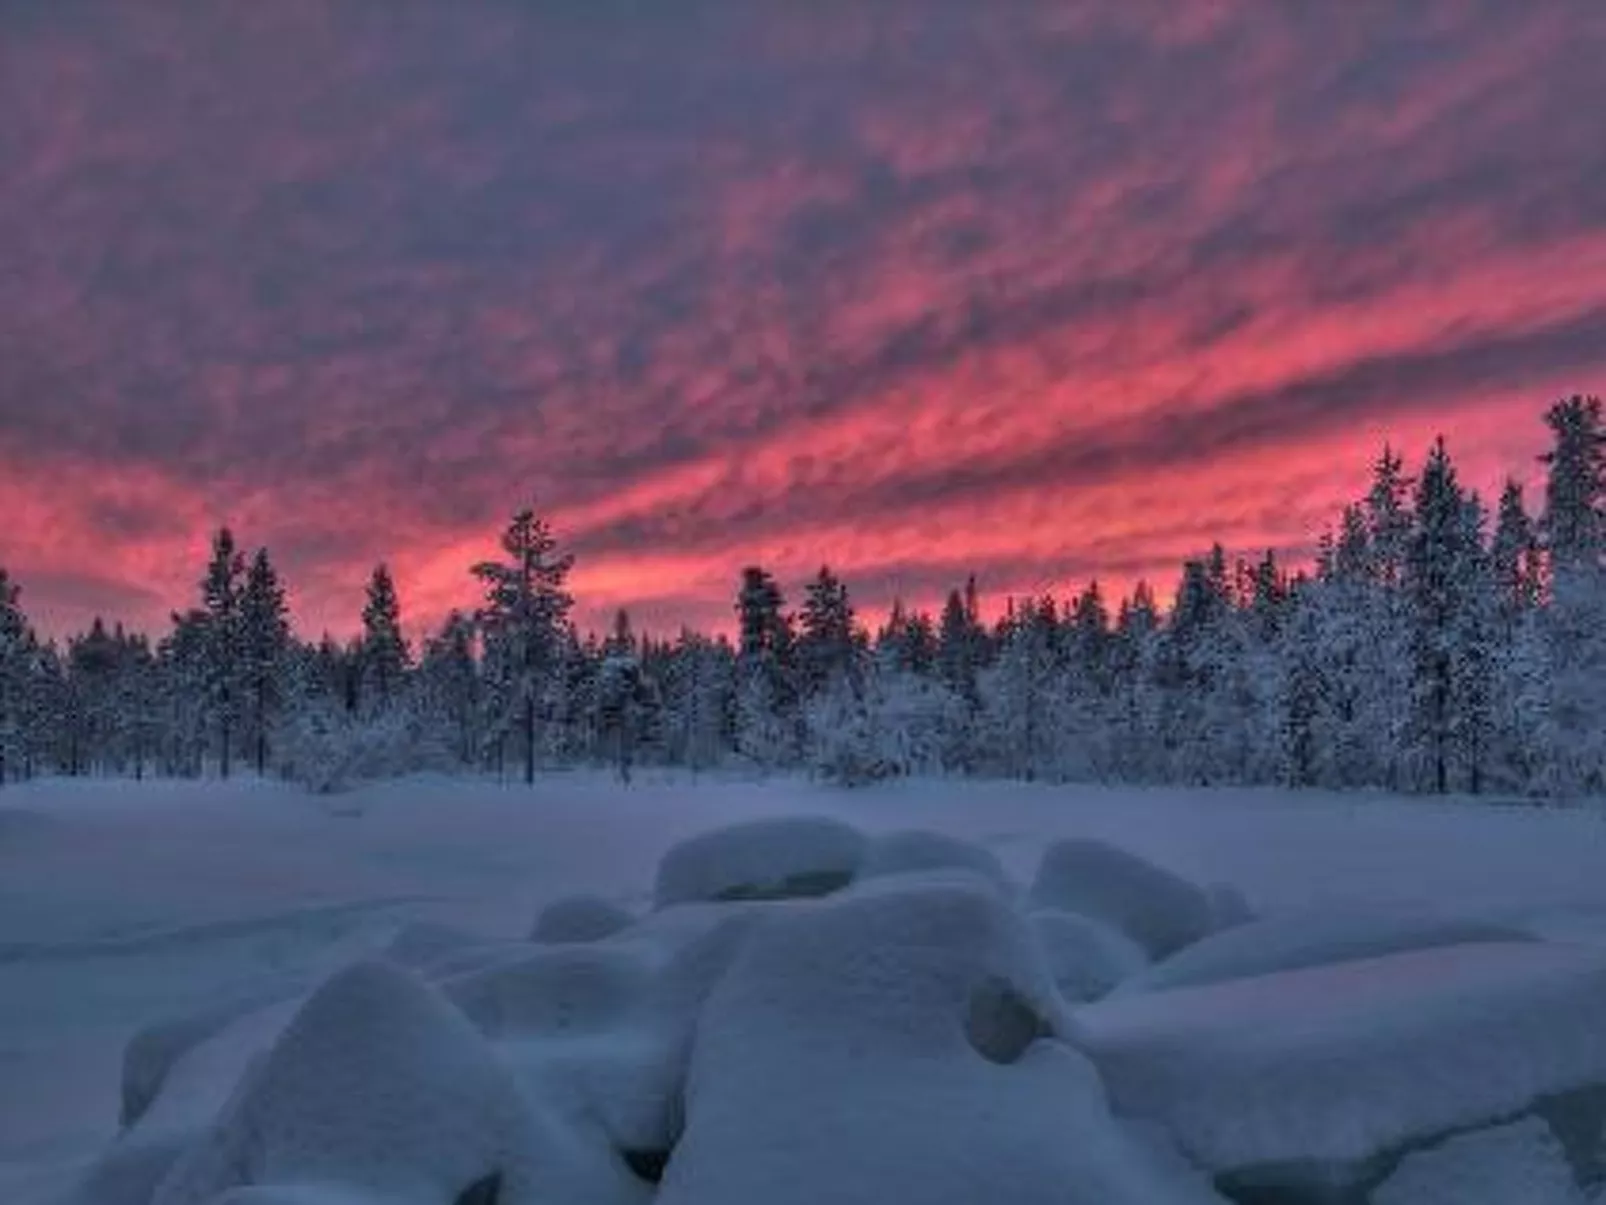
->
6, 773, 1606, 1203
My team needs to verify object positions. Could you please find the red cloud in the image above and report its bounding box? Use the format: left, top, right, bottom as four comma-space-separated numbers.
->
0, 2, 1601, 640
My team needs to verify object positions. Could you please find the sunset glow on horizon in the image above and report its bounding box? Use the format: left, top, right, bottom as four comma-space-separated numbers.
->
2, 2, 1603, 640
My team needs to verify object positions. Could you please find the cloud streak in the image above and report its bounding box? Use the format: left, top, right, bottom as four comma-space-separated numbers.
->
0, 0, 1603, 637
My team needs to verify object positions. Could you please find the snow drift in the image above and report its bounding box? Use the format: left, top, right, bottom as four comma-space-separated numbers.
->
45, 809, 1606, 1205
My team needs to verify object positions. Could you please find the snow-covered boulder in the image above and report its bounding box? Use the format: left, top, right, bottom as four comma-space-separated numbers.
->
383, 920, 496, 970
121, 995, 280, 1130
55, 1130, 195, 1205
1076, 941, 1606, 1197
856, 829, 1011, 891
1114, 907, 1529, 996
532, 895, 635, 944
152, 960, 645, 1205
1204, 882, 1255, 930
652, 817, 866, 907
444, 944, 653, 1039
658, 880, 1227, 1205
1029, 910, 1148, 1002
1026, 839, 1215, 958
1371, 1117, 1585, 1205
442, 905, 766, 1157
131, 996, 304, 1140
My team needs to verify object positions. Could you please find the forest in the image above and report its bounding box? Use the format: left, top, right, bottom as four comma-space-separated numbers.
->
0, 395, 1602, 798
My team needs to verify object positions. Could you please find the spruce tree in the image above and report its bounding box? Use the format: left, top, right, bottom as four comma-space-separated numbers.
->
418, 611, 481, 767
733, 566, 798, 767
1538, 395, 1606, 793
240, 549, 291, 775
1490, 480, 1543, 616
472, 509, 574, 785
0, 566, 30, 785
200, 528, 246, 778
1405, 439, 1493, 794
359, 564, 409, 714
797, 565, 858, 695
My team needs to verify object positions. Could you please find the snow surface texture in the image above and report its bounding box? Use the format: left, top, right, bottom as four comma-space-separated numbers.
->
1027, 837, 1217, 957
1114, 906, 1531, 996
13, 775, 1606, 1203
1370, 1117, 1587, 1205
650, 815, 866, 906
530, 895, 636, 944
1078, 940, 1606, 1194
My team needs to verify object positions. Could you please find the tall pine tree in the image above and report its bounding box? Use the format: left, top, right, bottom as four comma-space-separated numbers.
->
473, 509, 574, 784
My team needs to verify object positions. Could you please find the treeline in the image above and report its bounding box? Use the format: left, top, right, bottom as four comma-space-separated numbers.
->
0, 396, 1603, 797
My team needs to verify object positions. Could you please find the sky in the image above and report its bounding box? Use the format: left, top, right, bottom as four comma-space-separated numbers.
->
2, 1, 1605, 641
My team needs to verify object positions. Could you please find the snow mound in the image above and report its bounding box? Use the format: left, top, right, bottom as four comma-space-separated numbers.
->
151, 960, 644, 1205
121, 995, 275, 1129
444, 945, 652, 1039
1029, 910, 1149, 1002
1372, 1118, 1585, 1205
448, 909, 766, 1156
133, 996, 304, 1139
383, 920, 496, 970
1076, 941, 1606, 1193
1204, 882, 1254, 930
1027, 838, 1215, 958
532, 894, 635, 944
1115, 907, 1529, 996
856, 829, 1010, 890
55, 1130, 194, 1205
658, 880, 1227, 1205
652, 817, 865, 907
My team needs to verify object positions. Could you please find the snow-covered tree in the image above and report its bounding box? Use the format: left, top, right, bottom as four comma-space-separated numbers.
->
796, 566, 859, 696
199, 528, 247, 778
416, 611, 481, 767
473, 508, 574, 785
1538, 395, 1606, 794
733, 566, 799, 768
239, 549, 291, 775
358, 564, 409, 715
0, 566, 32, 785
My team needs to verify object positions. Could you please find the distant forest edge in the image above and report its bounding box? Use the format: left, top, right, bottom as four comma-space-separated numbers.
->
1, 396, 1604, 797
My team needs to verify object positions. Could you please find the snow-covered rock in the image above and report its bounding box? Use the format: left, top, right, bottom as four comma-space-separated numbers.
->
1029, 909, 1148, 1002
121, 995, 279, 1129
1372, 1117, 1585, 1205
652, 817, 866, 907
1115, 906, 1529, 996
531, 894, 635, 944
658, 880, 1227, 1205
1076, 941, 1606, 1195
133, 996, 304, 1139
856, 829, 1011, 891
1026, 838, 1215, 958
55, 1130, 195, 1205
444, 944, 652, 1039
443, 905, 765, 1156
383, 920, 496, 970
151, 960, 645, 1205
1204, 882, 1255, 930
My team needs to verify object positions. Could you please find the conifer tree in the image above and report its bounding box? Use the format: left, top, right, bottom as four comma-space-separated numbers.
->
418, 611, 481, 767
359, 564, 409, 714
200, 528, 246, 778
240, 549, 291, 775
0, 566, 30, 785
797, 565, 858, 695
733, 566, 799, 767
473, 508, 574, 785
1538, 395, 1606, 793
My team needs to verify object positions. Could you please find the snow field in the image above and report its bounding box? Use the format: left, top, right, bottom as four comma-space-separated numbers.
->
13, 775, 1606, 1203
